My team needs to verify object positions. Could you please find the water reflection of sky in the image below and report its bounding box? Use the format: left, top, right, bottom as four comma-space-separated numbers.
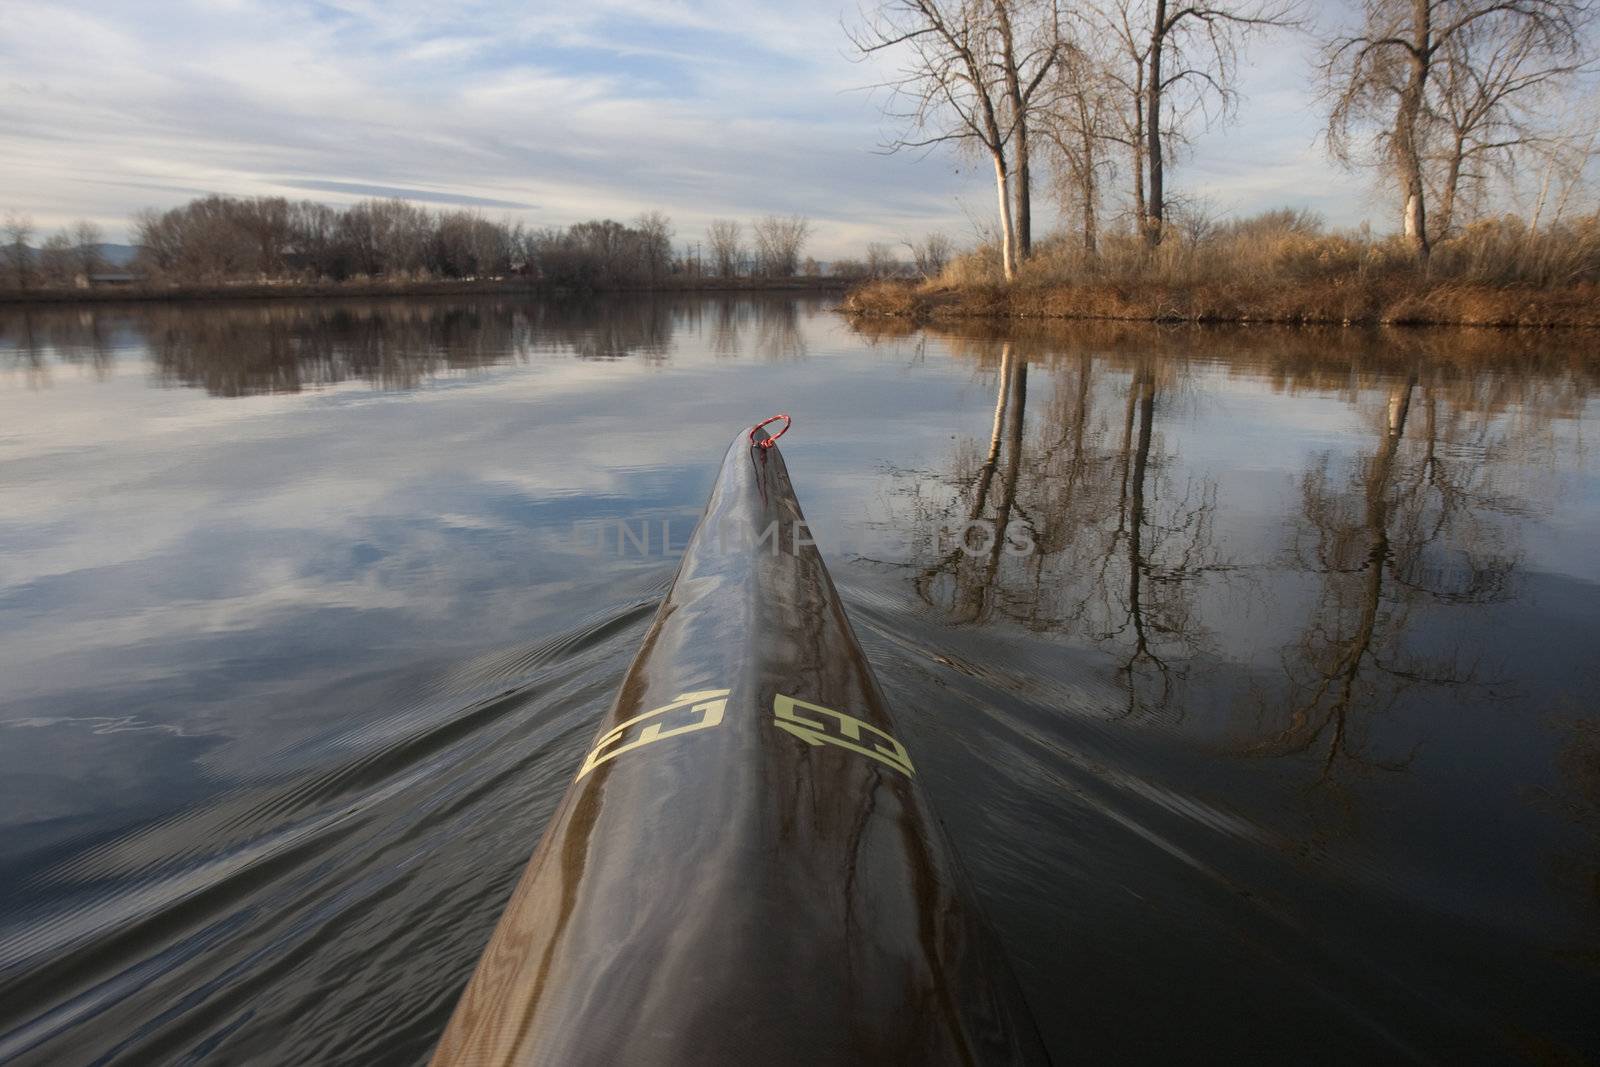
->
2, 297, 1598, 1063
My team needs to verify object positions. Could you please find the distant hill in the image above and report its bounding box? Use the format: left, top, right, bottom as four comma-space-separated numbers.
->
95, 243, 139, 267
7, 242, 139, 269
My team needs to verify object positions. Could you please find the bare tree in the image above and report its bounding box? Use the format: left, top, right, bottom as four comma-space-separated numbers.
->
866, 241, 901, 276
133, 196, 257, 281
752, 214, 812, 276
337, 199, 401, 276
38, 231, 76, 286
1147, 2, 1289, 245
993, 0, 1068, 256
3, 212, 35, 291
234, 198, 292, 276
1525, 100, 1600, 235
707, 219, 744, 278
1428, 13, 1593, 238
1042, 34, 1121, 253
635, 211, 674, 283
1322, 0, 1591, 262
353, 198, 432, 276
907, 231, 956, 275
132, 207, 179, 277
289, 200, 342, 279
536, 218, 685, 287
850, 0, 1065, 279
71, 219, 104, 278
1080, 1, 1296, 246
1092, 2, 1155, 230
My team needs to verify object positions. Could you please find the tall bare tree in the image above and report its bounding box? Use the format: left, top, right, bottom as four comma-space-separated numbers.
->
1154, 0, 1298, 245
38, 231, 75, 286
1322, 0, 1591, 262
851, 0, 1064, 280
751, 214, 812, 276
1095, 2, 1154, 229
1428, 13, 1593, 237
993, 0, 1067, 257
635, 211, 674, 283
707, 219, 744, 278
3, 212, 34, 291
1085, 0, 1295, 246
289, 201, 342, 278
1041, 35, 1120, 253
70, 219, 104, 278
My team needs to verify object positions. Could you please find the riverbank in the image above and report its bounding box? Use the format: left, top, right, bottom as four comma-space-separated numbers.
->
841, 277, 1600, 329
0, 275, 855, 306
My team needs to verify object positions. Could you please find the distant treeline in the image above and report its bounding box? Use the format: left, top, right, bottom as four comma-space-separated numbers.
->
0, 197, 839, 292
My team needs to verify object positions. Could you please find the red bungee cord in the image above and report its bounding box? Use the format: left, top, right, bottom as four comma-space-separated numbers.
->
750, 413, 791, 449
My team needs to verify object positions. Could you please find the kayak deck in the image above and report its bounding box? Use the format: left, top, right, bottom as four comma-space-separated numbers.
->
430, 423, 1048, 1066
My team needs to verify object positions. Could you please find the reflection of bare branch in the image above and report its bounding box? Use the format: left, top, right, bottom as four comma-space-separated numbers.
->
702, 298, 807, 362
1258, 370, 1524, 782
906, 342, 1227, 718
0, 308, 115, 383
0, 310, 49, 389
916, 343, 1028, 623
855, 316, 1588, 754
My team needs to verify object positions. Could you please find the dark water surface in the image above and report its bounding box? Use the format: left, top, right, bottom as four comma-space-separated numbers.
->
2, 296, 1597, 1064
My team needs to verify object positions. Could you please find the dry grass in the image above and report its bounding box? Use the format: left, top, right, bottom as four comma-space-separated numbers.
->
842, 210, 1600, 329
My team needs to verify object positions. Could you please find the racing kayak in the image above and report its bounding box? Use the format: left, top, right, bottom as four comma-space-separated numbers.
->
430, 417, 1049, 1066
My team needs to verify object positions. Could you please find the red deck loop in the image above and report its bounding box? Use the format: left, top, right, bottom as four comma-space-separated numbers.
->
750, 413, 791, 449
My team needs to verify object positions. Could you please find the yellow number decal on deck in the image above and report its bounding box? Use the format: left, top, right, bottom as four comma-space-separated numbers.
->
772, 694, 915, 777
577, 689, 731, 779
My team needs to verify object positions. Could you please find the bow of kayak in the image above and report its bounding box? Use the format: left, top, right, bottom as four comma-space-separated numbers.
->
430, 421, 1049, 1066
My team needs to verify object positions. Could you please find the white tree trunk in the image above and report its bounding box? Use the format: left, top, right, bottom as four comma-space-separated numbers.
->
1404, 192, 1423, 241
992, 153, 1016, 282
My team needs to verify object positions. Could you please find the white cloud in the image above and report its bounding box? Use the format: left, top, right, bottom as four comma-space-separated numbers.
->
0, 1, 1375, 255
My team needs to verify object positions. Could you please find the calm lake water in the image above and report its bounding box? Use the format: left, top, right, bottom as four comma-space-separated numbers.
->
1, 295, 1597, 1064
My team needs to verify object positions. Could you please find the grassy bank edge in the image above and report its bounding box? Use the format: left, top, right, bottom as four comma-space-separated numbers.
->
840, 278, 1600, 330
0, 275, 855, 306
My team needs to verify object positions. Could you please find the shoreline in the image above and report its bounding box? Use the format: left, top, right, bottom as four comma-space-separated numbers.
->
840, 279, 1600, 331
0, 276, 855, 307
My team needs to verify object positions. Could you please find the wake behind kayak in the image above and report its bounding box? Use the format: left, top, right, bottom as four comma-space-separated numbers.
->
430, 417, 1049, 1066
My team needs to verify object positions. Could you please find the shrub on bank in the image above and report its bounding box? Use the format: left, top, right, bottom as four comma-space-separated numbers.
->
840, 211, 1600, 328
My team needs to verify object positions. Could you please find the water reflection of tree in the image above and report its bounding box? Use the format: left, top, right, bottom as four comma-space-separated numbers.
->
528, 297, 673, 363
904, 340, 1227, 718
1254, 372, 1522, 779
0, 308, 115, 386
0, 309, 47, 387
0, 298, 694, 395
1093, 357, 1228, 715
145, 302, 538, 393
1, 295, 832, 396
870, 320, 1593, 736
704, 297, 807, 361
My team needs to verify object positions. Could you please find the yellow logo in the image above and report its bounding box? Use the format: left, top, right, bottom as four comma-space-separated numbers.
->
771, 694, 915, 777
576, 689, 731, 779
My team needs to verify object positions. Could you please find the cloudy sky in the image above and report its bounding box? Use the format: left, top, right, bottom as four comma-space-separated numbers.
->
0, 0, 1377, 256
